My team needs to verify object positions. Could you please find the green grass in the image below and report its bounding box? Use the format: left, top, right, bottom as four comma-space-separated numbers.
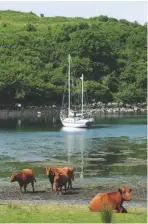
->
0, 203, 147, 223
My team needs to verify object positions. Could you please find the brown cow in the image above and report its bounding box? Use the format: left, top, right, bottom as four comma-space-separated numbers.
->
44, 167, 55, 191
54, 171, 68, 194
63, 167, 74, 189
89, 186, 132, 213
10, 169, 36, 193
44, 166, 74, 190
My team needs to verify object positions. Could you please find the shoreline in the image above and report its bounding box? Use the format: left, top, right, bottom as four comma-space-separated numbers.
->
0, 178, 147, 209
0, 101, 147, 117
0, 108, 147, 119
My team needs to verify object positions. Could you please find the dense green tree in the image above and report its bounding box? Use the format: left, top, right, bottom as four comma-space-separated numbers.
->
0, 10, 146, 105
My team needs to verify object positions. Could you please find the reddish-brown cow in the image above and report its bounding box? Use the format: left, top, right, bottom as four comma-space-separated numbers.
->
54, 172, 68, 194
89, 186, 132, 213
44, 167, 74, 190
62, 167, 74, 189
10, 169, 36, 193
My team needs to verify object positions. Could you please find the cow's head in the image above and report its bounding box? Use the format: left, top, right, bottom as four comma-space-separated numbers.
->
118, 186, 132, 201
44, 167, 50, 176
10, 172, 19, 182
44, 167, 55, 177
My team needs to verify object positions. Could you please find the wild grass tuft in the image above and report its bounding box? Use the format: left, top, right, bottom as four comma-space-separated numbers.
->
100, 206, 113, 223
7, 201, 18, 209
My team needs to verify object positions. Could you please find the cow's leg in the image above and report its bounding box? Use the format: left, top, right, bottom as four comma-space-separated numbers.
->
49, 176, 54, 191
56, 187, 59, 195
54, 184, 58, 195
115, 205, 121, 213
120, 206, 127, 213
60, 186, 62, 195
54, 183, 57, 194
115, 205, 127, 213
31, 180, 35, 192
51, 183, 54, 191
19, 183, 23, 193
67, 179, 69, 189
24, 184, 27, 193
69, 179, 72, 189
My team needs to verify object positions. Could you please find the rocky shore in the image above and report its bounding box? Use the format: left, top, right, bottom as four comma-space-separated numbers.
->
90, 101, 147, 114
0, 101, 147, 118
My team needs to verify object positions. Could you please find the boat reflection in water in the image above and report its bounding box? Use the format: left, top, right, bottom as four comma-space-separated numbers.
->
61, 127, 87, 133
60, 127, 88, 180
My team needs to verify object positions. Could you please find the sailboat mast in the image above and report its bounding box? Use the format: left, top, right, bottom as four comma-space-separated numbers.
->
81, 74, 83, 117
68, 54, 71, 116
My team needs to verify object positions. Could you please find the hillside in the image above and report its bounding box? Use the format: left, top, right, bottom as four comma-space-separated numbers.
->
0, 10, 147, 105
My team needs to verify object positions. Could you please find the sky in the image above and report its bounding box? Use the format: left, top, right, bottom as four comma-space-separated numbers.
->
0, 0, 147, 24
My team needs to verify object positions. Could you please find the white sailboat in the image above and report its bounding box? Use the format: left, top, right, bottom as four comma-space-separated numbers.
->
60, 55, 94, 128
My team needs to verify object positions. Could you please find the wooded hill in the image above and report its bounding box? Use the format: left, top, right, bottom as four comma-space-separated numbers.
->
0, 10, 147, 105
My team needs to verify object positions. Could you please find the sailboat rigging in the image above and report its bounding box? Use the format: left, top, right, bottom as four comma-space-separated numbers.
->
60, 54, 94, 128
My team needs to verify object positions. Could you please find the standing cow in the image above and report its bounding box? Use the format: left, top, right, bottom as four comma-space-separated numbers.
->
89, 186, 132, 213
10, 169, 36, 193
44, 167, 55, 191
54, 172, 68, 194
44, 166, 74, 190
62, 167, 74, 189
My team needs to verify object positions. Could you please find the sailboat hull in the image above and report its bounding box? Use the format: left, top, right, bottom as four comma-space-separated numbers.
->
61, 117, 94, 128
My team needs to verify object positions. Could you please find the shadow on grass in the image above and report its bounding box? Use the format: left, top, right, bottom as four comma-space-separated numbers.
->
63, 191, 79, 195
72, 187, 83, 191
26, 190, 46, 194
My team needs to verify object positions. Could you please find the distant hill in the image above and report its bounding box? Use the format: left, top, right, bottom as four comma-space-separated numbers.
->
0, 10, 147, 105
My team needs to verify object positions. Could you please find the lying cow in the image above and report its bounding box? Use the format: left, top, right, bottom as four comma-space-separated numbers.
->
89, 186, 132, 213
44, 166, 74, 190
10, 168, 36, 193
54, 172, 68, 194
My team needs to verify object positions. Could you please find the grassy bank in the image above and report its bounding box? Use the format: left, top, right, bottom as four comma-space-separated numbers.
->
0, 203, 147, 223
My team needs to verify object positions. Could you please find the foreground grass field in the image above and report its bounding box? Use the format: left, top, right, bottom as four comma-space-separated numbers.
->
0, 203, 147, 223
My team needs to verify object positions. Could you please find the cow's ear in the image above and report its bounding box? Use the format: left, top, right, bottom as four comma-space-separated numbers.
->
118, 188, 122, 194
130, 188, 132, 192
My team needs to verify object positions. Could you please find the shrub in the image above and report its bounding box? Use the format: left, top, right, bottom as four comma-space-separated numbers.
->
24, 24, 36, 32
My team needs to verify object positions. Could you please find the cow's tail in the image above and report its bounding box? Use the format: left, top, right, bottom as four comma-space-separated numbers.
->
34, 177, 36, 182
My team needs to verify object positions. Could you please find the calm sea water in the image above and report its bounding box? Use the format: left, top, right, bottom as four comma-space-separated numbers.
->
0, 113, 147, 183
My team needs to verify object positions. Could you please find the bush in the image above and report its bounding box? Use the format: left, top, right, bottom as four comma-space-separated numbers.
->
24, 24, 36, 32
2, 23, 7, 27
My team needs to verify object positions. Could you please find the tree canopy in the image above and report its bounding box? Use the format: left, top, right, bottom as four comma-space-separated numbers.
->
0, 10, 147, 105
